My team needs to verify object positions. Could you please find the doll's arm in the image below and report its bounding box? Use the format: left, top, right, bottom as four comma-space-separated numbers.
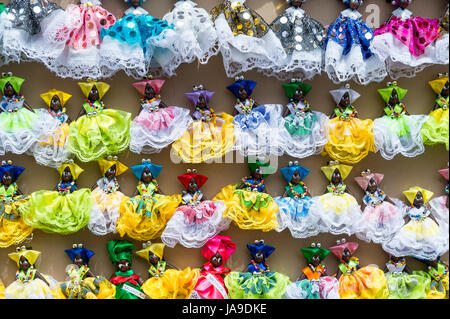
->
385, 196, 397, 206
282, 190, 288, 198
160, 101, 169, 108
298, 272, 307, 281
137, 275, 145, 286
335, 268, 342, 279
90, 183, 98, 191
383, 265, 389, 273
16, 187, 24, 195
35, 271, 50, 286
85, 269, 96, 278
23, 101, 36, 113
432, 102, 440, 111
345, 186, 355, 196
361, 202, 367, 211
282, 107, 289, 117
236, 183, 246, 190
404, 265, 412, 275
65, 114, 72, 124
166, 262, 179, 270
75, 107, 86, 120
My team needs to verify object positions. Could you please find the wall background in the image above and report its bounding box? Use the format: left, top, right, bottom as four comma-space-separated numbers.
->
0, 0, 448, 285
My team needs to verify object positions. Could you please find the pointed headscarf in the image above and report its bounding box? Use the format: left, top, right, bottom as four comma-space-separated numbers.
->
131, 160, 163, 180
133, 79, 165, 96
378, 82, 408, 104
354, 170, 384, 190
0, 74, 24, 95
201, 235, 236, 263
9, 247, 41, 267
97, 158, 128, 177
329, 86, 360, 105
282, 81, 312, 100
227, 79, 257, 98
429, 75, 449, 95
78, 81, 110, 100
403, 186, 434, 204
280, 162, 310, 183
40, 89, 72, 107
178, 170, 208, 189
321, 162, 353, 182
329, 241, 359, 263
57, 161, 84, 180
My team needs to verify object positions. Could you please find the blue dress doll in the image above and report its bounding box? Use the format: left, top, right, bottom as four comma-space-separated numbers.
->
274, 161, 322, 238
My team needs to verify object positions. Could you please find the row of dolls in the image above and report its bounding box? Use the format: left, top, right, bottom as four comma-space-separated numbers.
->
0, 237, 448, 299
1, 156, 448, 261
0, 0, 448, 84
1, 73, 449, 167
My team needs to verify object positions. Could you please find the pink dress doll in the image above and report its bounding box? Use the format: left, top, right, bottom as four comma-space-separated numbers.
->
190, 235, 236, 299
129, 78, 192, 154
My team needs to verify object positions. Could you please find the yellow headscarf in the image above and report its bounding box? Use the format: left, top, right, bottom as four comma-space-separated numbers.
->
136, 242, 165, 262
78, 81, 110, 100
97, 157, 128, 177
9, 248, 41, 267
57, 161, 84, 180
40, 89, 72, 107
403, 186, 434, 204
321, 162, 353, 182
429, 76, 449, 95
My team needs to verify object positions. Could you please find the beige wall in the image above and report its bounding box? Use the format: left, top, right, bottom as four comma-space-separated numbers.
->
0, 0, 448, 285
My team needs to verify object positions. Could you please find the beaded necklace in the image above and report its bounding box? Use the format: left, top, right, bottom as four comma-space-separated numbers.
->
251, 260, 270, 273
3, 94, 24, 103
85, 99, 104, 111
236, 97, 255, 113
102, 177, 119, 193
149, 261, 166, 277
242, 176, 264, 191
196, 106, 216, 120
438, 95, 449, 108
288, 182, 309, 198
137, 181, 159, 196
48, 107, 67, 123
309, 263, 326, 275
15, 268, 36, 283
0, 183, 18, 200
327, 182, 346, 194
343, 257, 359, 273
365, 188, 385, 201
389, 258, 406, 268
290, 99, 311, 113
57, 181, 76, 194
182, 190, 202, 205
335, 106, 357, 120
407, 206, 428, 220
141, 95, 161, 105
385, 103, 407, 118
428, 261, 449, 281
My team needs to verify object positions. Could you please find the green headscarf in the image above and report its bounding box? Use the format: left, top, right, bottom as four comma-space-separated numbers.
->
301, 247, 330, 263
107, 240, 135, 264
282, 81, 312, 100
247, 157, 276, 179
377, 82, 408, 104
0, 75, 25, 95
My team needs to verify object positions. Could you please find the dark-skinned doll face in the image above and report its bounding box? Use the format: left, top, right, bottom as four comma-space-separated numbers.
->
117, 259, 131, 272
50, 95, 62, 112
291, 1, 303, 8
339, 92, 350, 108
61, 167, 73, 183
254, 251, 265, 263
210, 252, 223, 268
341, 248, 352, 263
390, 255, 402, 263
3, 82, 16, 98
238, 85, 249, 100
188, 177, 199, 193
144, 84, 156, 100
19, 256, 31, 271
331, 168, 342, 184
197, 94, 207, 109
292, 87, 304, 103
252, 166, 263, 180
441, 81, 449, 98
348, 0, 362, 10
141, 167, 153, 184
74, 253, 86, 268
1, 172, 13, 186
366, 178, 378, 193
128, 0, 142, 8
88, 85, 100, 102
413, 191, 424, 208
291, 170, 302, 185
148, 252, 160, 266
397, 0, 411, 10
310, 253, 321, 267
389, 89, 400, 106
105, 165, 116, 180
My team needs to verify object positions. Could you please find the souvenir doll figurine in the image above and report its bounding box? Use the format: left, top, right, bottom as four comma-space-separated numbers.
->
100, 0, 181, 79
430, 167, 449, 231
209, 0, 286, 77
284, 243, 340, 299
274, 161, 322, 238
172, 84, 235, 164
382, 187, 449, 261
224, 240, 291, 299
227, 77, 284, 156
136, 242, 200, 299
19, 160, 91, 235
277, 80, 329, 158
190, 235, 236, 299
116, 159, 181, 241
323, 85, 375, 164
0, 161, 33, 248
88, 157, 128, 236
373, 81, 428, 160
312, 161, 363, 236
129, 77, 192, 154
163, 0, 219, 65
28, 89, 71, 168
421, 74, 449, 151
268, 0, 326, 80
5, 246, 64, 299
420, 258, 449, 299
107, 240, 147, 299
329, 239, 389, 299
322, 0, 386, 85
161, 169, 230, 248
60, 243, 116, 299
371, 0, 443, 79
383, 255, 430, 299
214, 158, 279, 232
354, 169, 404, 244
68, 80, 131, 162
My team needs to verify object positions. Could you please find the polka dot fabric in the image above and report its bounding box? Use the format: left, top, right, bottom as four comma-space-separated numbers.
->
374, 16, 440, 57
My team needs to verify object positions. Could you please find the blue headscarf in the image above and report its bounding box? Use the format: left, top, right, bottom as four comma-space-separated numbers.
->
65, 246, 95, 264
247, 241, 275, 259
280, 164, 310, 183
131, 160, 163, 180
0, 164, 25, 181
227, 80, 257, 98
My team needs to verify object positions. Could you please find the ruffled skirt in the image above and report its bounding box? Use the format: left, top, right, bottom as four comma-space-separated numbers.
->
142, 268, 200, 299
421, 108, 449, 150
88, 189, 127, 236
422, 273, 449, 299
429, 195, 448, 233
284, 277, 340, 299
386, 272, 430, 299
339, 266, 389, 299
0, 197, 34, 248
192, 272, 229, 299
5, 275, 65, 299
60, 276, 116, 299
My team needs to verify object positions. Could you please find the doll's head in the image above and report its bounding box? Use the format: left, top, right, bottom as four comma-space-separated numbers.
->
344, 0, 363, 10
50, 95, 62, 111
61, 167, 74, 183
389, 0, 411, 9
0, 73, 24, 98
442, 81, 450, 97
355, 170, 384, 194
413, 191, 424, 207
197, 94, 207, 108
133, 79, 164, 100
227, 77, 257, 100
0, 161, 25, 186
141, 167, 153, 184
19, 256, 32, 270
329, 239, 358, 263
341, 247, 352, 263
9, 246, 41, 271
88, 85, 100, 102
4, 82, 16, 97
57, 161, 83, 184
202, 235, 236, 268
389, 255, 404, 263
331, 168, 342, 184
290, 0, 305, 8
280, 161, 310, 186
131, 159, 162, 184
302, 243, 330, 267
65, 244, 95, 267
105, 164, 116, 180
389, 89, 399, 105
178, 169, 208, 194
429, 74, 449, 98
127, 0, 145, 8
107, 240, 135, 272
247, 240, 275, 263
116, 259, 132, 272
282, 80, 312, 103
339, 92, 350, 108
1, 171, 13, 186
40, 90, 72, 113
144, 84, 156, 100
185, 85, 215, 109
403, 186, 433, 208
136, 242, 165, 266
210, 253, 223, 267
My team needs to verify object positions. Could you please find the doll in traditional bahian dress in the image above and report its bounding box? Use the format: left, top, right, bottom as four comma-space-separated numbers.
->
277, 80, 329, 158
373, 81, 428, 160
161, 169, 230, 249
88, 157, 128, 236
107, 240, 147, 299
419, 257, 449, 299
190, 235, 236, 299
227, 77, 284, 157
60, 243, 116, 299
322, 0, 387, 85
19, 160, 91, 235
329, 239, 389, 299
171, 84, 235, 164
214, 158, 279, 232
4, 246, 64, 299
323, 85, 375, 164
136, 241, 200, 299
430, 167, 449, 232
209, 0, 286, 77
129, 77, 192, 154
68, 80, 131, 162
0, 161, 33, 248
224, 240, 291, 299
284, 242, 339, 299
274, 161, 322, 238
116, 159, 181, 241
28, 89, 72, 168
382, 187, 449, 261
421, 74, 449, 151
371, 0, 443, 79
354, 169, 405, 244
312, 161, 363, 236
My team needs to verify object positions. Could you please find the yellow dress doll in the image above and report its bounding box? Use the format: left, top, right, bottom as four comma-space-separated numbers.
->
0, 160, 33, 248
116, 159, 181, 241
172, 85, 235, 163
136, 242, 200, 299
88, 156, 129, 236
323, 85, 375, 164
213, 158, 279, 231
5, 246, 65, 299
422, 258, 449, 299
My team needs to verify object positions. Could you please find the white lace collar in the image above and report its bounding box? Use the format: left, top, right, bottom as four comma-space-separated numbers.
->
341, 8, 362, 20
392, 8, 413, 20
125, 6, 148, 16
